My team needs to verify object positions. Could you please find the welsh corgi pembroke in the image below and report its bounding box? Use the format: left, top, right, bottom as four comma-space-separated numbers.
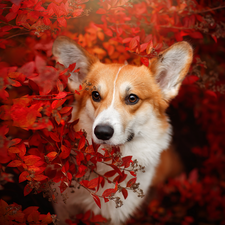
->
52, 36, 193, 225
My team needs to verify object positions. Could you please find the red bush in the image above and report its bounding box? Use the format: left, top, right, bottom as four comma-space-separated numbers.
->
1, 0, 225, 224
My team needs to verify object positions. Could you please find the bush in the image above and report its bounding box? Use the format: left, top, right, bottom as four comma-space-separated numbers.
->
1, 0, 225, 224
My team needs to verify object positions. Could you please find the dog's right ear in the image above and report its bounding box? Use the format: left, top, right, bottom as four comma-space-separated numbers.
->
52, 36, 98, 91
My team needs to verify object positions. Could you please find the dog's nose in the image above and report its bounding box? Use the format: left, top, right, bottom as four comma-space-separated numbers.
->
94, 125, 114, 140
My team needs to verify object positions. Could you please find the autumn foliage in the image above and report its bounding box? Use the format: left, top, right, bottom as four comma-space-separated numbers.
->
1, 0, 225, 224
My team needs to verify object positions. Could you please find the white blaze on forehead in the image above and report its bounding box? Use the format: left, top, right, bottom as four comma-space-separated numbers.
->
110, 65, 126, 107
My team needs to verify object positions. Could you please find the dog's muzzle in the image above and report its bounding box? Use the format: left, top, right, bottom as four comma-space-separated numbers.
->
94, 124, 114, 141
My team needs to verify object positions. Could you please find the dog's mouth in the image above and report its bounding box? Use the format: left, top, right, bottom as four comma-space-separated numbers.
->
127, 132, 135, 142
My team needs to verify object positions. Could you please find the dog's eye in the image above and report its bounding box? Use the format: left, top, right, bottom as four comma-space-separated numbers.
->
126, 94, 139, 105
92, 91, 101, 102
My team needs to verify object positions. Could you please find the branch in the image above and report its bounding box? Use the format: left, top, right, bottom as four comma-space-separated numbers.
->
194, 5, 225, 14
32, 93, 74, 101
159, 25, 194, 30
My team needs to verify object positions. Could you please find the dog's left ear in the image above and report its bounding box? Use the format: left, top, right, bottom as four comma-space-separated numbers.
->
149, 41, 193, 101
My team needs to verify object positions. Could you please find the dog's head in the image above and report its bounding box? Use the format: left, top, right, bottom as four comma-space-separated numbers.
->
53, 37, 193, 146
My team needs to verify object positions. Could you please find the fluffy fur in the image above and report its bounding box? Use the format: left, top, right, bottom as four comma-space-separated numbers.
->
52, 36, 193, 225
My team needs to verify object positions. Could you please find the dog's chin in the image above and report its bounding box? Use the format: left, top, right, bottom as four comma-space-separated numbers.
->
93, 139, 122, 147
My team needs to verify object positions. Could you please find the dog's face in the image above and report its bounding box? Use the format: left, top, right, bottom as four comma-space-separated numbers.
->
80, 62, 169, 146
53, 37, 193, 146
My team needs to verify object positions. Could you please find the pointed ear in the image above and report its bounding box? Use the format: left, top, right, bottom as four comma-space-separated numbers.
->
52, 36, 98, 91
149, 41, 193, 101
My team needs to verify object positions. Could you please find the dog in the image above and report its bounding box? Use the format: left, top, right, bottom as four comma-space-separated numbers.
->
52, 36, 193, 225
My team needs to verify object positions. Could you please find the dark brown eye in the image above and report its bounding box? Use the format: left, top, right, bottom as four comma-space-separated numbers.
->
126, 94, 139, 105
92, 91, 101, 102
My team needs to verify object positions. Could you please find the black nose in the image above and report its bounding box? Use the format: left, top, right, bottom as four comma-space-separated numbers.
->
94, 125, 114, 140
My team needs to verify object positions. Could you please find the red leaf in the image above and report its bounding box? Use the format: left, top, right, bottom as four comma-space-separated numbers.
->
19, 171, 29, 183
18, 61, 35, 77
59, 180, 69, 193
75, 90, 80, 95
78, 135, 86, 150
9, 138, 21, 147
129, 38, 138, 50
35, 55, 46, 74
41, 212, 53, 223
33, 174, 48, 181
68, 62, 76, 72
189, 169, 198, 182
34, 1, 45, 11
91, 194, 101, 208
30, 66, 59, 95
46, 152, 58, 161
67, 172, 72, 182
0, 199, 8, 214
126, 178, 137, 187
211, 34, 217, 43
102, 188, 116, 198
96, 8, 107, 14
90, 214, 107, 223
141, 57, 149, 67
189, 31, 203, 39
88, 177, 101, 189
76, 151, 84, 165
9, 78, 21, 87
43, 17, 51, 26
109, 164, 123, 176
140, 42, 148, 52
60, 145, 71, 159
23, 155, 41, 166
8, 146, 20, 154
117, 172, 127, 183
18, 142, 26, 158
9, 0, 23, 5
196, 15, 203, 22
122, 188, 128, 199
7, 160, 22, 167
51, 100, 59, 109
122, 37, 132, 43
121, 156, 132, 168
52, 99, 66, 109
23, 206, 39, 216
5, 11, 17, 22
130, 171, 136, 177
82, 210, 91, 220
56, 92, 67, 99
49, 132, 61, 142
104, 170, 117, 178
205, 90, 217, 98
27, 210, 40, 223
59, 106, 72, 114
80, 180, 89, 188
24, 184, 33, 196
183, 75, 199, 85
57, 17, 67, 27
48, 3, 62, 16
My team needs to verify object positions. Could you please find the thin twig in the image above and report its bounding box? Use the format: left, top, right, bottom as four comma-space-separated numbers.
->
194, 5, 225, 14
159, 25, 194, 30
